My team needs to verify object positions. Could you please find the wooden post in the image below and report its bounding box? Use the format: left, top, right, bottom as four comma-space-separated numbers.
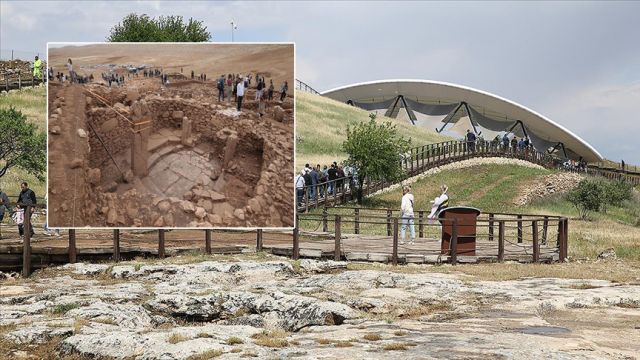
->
158, 229, 165, 259
532, 221, 539, 262
68, 229, 77, 263
304, 187, 309, 213
498, 221, 505, 262
517, 215, 523, 243
18, 71, 21, 90
386, 209, 392, 236
392, 217, 399, 266
418, 211, 424, 238
322, 207, 328, 232
22, 205, 32, 277
542, 216, 548, 245
450, 219, 458, 265
354, 208, 360, 235
488, 213, 494, 241
334, 215, 341, 261
255, 229, 262, 252
205, 229, 212, 254
113, 229, 120, 262
292, 217, 300, 260
562, 219, 569, 262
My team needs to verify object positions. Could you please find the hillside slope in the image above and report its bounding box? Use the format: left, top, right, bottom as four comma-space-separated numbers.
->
296, 91, 452, 169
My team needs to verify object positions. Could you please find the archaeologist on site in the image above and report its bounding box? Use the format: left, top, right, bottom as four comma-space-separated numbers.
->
17, 182, 37, 237
280, 80, 288, 101
400, 185, 415, 245
428, 185, 449, 220
33, 55, 43, 80
268, 79, 274, 101
236, 77, 246, 112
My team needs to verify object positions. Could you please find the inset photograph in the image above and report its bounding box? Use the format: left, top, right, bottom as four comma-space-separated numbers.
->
47, 43, 294, 228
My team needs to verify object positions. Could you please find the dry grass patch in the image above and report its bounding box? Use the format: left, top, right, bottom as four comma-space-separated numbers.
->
226, 336, 244, 345
168, 333, 190, 344
563, 283, 602, 290
334, 340, 354, 347
251, 329, 289, 348
0, 323, 17, 335
73, 318, 89, 334
615, 302, 640, 309
197, 332, 213, 338
393, 330, 408, 336
230, 348, 242, 353
187, 349, 224, 359
363, 333, 383, 341
315, 338, 332, 345
383, 342, 409, 351
49, 303, 81, 316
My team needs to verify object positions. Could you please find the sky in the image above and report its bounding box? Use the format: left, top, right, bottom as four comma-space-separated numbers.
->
2, 0, 639, 163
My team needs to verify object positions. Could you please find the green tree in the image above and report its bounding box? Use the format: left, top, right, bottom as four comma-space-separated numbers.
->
342, 115, 411, 204
107, 13, 211, 42
566, 179, 604, 220
600, 180, 632, 213
0, 108, 47, 182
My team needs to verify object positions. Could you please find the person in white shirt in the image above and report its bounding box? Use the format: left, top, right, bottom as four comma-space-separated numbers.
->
295, 170, 306, 207
236, 77, 246, 111
428, 185, 449, 220
400, 185, 415, 245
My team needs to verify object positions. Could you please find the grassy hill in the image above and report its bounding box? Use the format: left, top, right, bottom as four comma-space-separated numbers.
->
295, 91, 452, 170
0, 86, 47, 198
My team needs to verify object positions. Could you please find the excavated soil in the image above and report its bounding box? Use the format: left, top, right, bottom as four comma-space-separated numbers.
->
47, 44, 294, 228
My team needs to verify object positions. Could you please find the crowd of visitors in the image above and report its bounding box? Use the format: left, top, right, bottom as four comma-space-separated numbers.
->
295, 162, 357, 207
0, 183, 60, 241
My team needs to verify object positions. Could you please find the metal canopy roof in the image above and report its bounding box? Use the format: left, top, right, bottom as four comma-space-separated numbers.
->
322, 79, 602, 162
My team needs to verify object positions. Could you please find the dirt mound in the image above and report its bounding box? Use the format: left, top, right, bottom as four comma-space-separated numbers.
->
0, 59, 46, 80
514, 172, 584, 206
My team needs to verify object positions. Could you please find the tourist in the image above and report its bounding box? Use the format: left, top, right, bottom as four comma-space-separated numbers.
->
400, 185, 415, 245
256, 78, 264, 101
268, 79, 274, 101
303, 168, 312, 203
217, 75, 225, 102
510, 137, 518, 154
327, 164, 338, 195
191, 70, 194, 79
466, 129, 476, 152
17, 182, 37, 237
280, 81, 288, 101
236, 77, 245, 111
336, 165, 345, 193
33, 55, 42, 80
0, 188, 9, 228
502, 134, 510, 152
428, 185, 449, 220
257, 91, 266, 117
310, 165, 319, 200
226, 75, 233, 102
295, 170, 306, 207
66, 58, 75, 83
319, 165, 328, 197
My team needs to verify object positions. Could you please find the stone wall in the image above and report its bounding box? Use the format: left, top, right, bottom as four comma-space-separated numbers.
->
86, 107, 133, 168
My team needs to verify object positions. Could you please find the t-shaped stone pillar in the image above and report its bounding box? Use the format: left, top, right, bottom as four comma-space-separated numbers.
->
130, 100, 151, 177
181, 116, 193, 147
223, 134, 238, 167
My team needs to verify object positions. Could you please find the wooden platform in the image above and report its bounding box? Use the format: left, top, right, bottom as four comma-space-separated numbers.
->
0, 226, 557, 271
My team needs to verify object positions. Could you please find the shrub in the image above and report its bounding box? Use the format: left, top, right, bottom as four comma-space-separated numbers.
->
566, 179, 604, 220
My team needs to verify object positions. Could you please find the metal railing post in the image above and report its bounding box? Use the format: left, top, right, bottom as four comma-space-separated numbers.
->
354, 208, 360, 235
517, 215, 523, 243
387, 210, 392, 236
488, 213, 494, 241
292, 216, 300, 260
418, 211, 424, 238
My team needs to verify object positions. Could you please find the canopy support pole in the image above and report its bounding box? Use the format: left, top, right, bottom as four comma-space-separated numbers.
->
436, 102, 464, 133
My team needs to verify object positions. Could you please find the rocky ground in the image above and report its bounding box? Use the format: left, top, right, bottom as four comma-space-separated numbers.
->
1, 256, 639, 359
514, 172, 584, 206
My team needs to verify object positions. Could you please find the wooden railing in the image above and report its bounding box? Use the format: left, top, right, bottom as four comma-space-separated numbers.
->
297, 139, 640, 212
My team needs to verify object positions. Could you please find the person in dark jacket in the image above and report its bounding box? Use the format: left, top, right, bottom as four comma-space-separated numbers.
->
18, 182, 36, 236
327, 164, 338, 195
309, 166, 319, 200
0, 189, 10, 225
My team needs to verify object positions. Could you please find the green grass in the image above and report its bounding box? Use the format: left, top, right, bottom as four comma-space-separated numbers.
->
0, 86, 47, 131
0, 86, 46, 198
296, 91, 452, 170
